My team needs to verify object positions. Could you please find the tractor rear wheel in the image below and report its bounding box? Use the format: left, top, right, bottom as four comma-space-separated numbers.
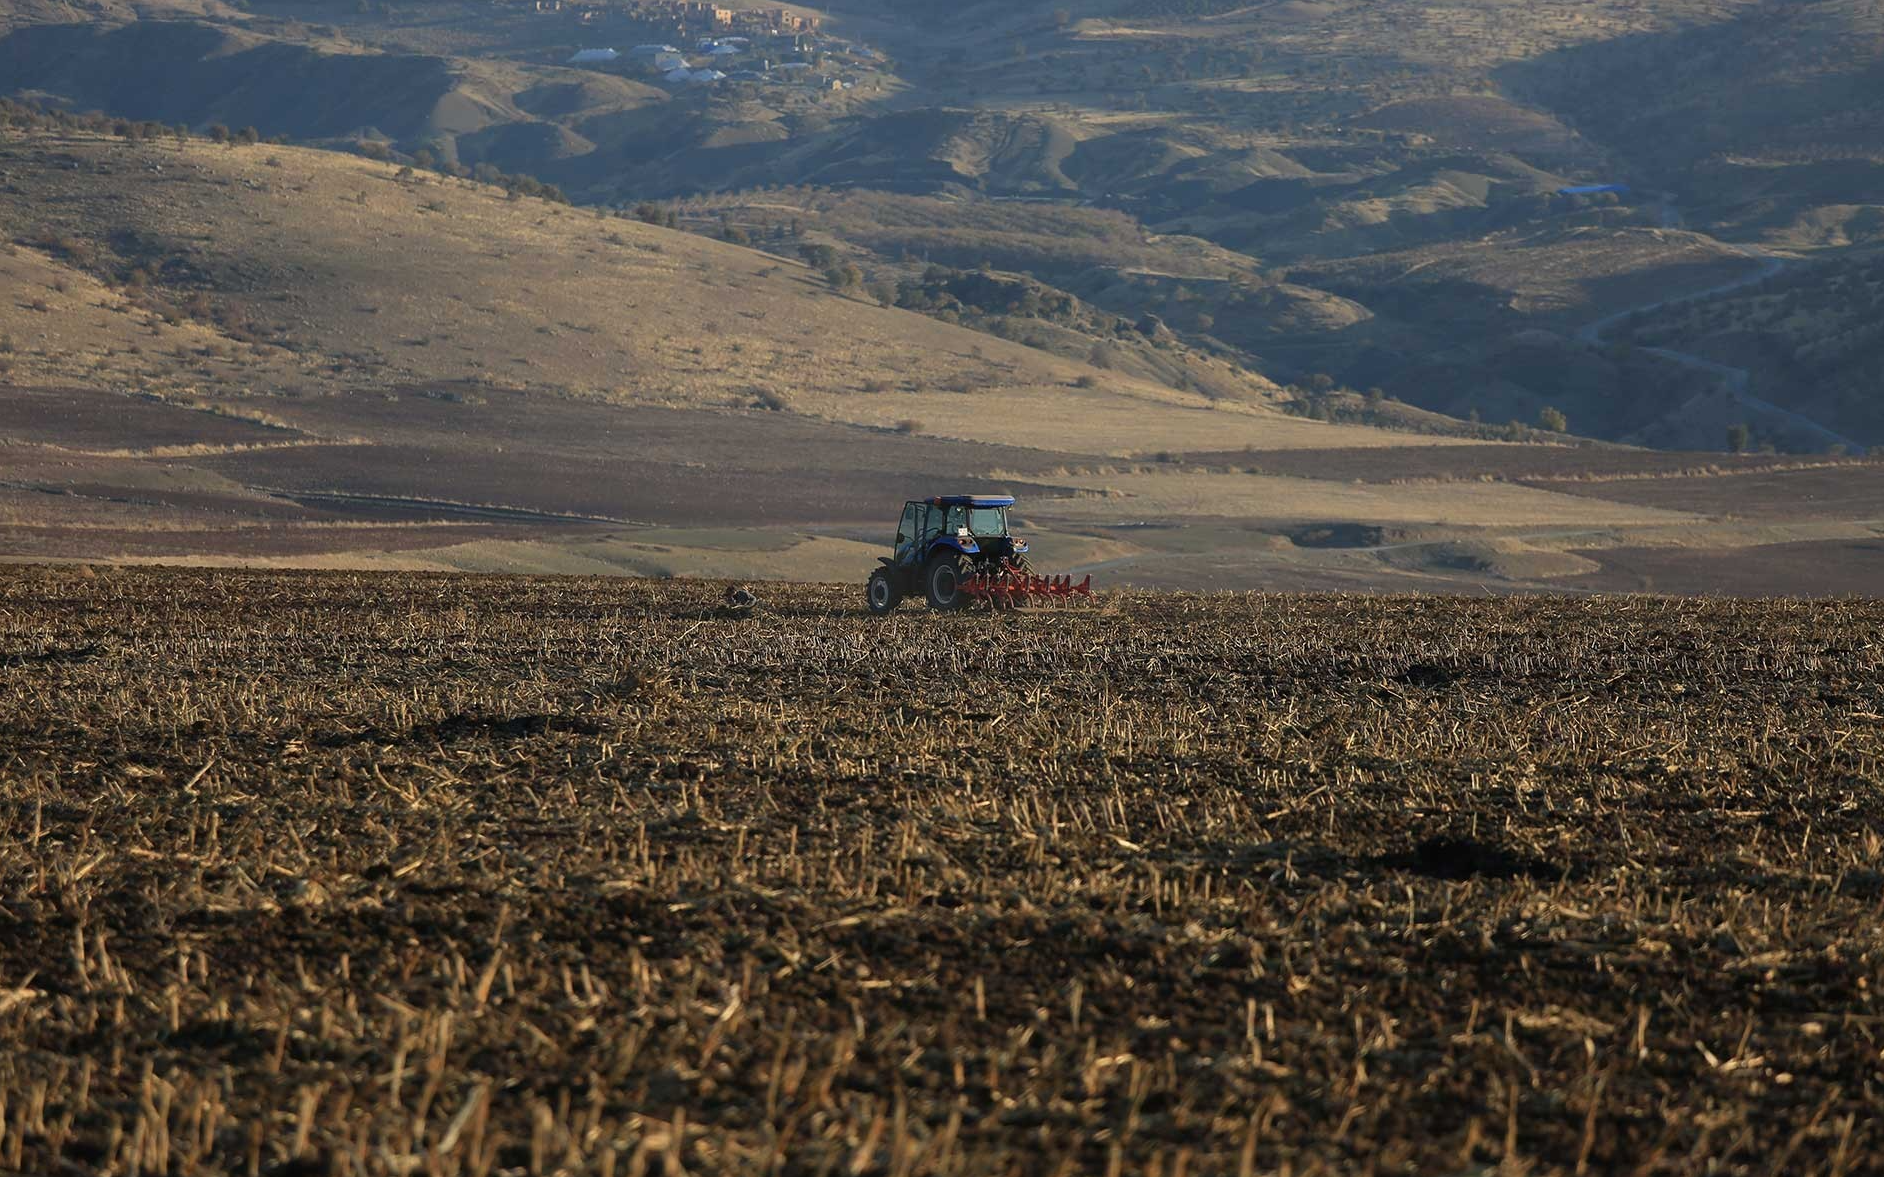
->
924, 553, 973, 610
866, 568, 901, 615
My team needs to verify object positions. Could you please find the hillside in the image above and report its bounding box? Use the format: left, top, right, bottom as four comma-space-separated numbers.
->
0, 132, 1303, 431
6, 0, 1884, 592
5, 0, 1883, 452
0, 127, 1621, 586
2, 128, 1881, 591
1630, 251, 1884, 448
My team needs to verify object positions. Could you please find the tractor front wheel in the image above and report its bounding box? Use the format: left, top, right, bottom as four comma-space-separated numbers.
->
866, 568, 901, 615
925, 553, 973, 611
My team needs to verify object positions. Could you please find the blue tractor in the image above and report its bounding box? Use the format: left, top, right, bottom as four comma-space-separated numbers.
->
866, 495, 1032, 613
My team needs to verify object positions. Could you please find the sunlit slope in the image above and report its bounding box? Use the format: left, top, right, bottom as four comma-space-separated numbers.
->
1, 133, 1468, 454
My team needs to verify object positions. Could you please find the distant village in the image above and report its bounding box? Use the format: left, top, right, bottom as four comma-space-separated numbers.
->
517, 0, 875, 91
550, 2, 819, 35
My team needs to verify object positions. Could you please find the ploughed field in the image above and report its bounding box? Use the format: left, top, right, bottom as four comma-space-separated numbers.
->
1, 569, 1881, 1176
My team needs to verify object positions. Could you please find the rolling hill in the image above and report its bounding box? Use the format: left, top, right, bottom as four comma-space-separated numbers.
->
3, 0, 1884, 591
5, 0, 1883, 453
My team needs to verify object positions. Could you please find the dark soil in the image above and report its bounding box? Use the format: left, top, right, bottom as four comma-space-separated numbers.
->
0, 569, 1879, 1175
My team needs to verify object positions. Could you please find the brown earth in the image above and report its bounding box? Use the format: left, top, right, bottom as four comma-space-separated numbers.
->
1186, 445, 1876, 484
1536, 464, 1884, 522
0, 569, 1880, 1174
1567, 538, 1884, 597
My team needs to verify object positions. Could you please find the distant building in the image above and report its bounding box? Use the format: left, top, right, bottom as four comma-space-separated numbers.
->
1558, 183, 1630, 197
630, 43, 681, 57
568, 47, 620, 63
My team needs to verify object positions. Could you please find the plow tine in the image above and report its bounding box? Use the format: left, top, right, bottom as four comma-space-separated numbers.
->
958, 567, 1093, 608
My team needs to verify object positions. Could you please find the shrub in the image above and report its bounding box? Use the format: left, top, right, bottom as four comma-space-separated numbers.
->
1537, 405, 1569, 433
862, 378, 893, 393
1073, 374, 1099, 389
894, 419, 922, 434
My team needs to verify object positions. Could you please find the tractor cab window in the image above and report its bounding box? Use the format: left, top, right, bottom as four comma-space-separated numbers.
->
942, 505, 1007, 537
968, 506, 1007, 536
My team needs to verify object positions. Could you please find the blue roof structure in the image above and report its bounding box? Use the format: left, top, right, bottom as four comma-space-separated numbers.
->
924, 495, 1015, 508
1558, 183, 1630, 196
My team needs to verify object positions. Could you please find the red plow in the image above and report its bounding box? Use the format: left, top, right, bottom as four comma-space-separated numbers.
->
959, 568, 1093, 607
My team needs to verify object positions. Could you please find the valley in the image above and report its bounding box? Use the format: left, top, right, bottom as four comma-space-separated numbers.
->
1, 1, 1881, 590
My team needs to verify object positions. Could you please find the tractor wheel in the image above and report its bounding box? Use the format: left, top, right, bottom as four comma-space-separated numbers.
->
924, 553, 973, 611
866, 568, 901, 615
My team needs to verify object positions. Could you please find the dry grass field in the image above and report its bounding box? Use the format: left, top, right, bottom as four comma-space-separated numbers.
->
1, 567, 1881, 1175
0, 133, 1307, 454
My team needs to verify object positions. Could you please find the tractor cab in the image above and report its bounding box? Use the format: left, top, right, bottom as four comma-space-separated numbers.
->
891, 496, 1022, 569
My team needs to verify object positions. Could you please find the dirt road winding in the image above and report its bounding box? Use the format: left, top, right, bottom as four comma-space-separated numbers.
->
1577, 223, 1866, 454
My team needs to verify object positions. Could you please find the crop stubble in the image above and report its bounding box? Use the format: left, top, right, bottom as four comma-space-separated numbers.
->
0, 569, 1880, 1175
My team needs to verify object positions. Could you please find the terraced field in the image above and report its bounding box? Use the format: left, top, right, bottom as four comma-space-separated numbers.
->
1, 568, 1879, 1174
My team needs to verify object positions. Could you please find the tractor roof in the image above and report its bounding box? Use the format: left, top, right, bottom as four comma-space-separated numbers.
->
922, 495, 1015, 508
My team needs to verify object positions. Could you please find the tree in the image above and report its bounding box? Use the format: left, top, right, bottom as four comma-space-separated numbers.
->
825, 263, 863, 291
798, 243, 837, 269
1537, 405, 1568, 433
208, 124, 231, 145
1727, 422, 1751, 453
235, 126, 260, 146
